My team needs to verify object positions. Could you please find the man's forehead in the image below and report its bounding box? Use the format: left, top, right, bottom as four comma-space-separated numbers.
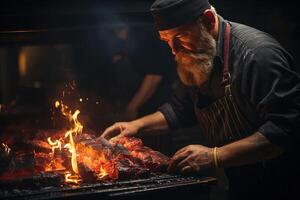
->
159, 25, 187, 38
159, 29, 176, 39
158, 21, 197, 39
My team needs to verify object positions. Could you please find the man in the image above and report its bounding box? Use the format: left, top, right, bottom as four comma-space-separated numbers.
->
103, 23, 175, 120
102, 0, 300, 199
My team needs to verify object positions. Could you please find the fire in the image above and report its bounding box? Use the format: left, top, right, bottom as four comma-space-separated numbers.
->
2, 143, 11, 154
64, 109, 82, 176
47, 137, 62, 153
46, 101, 83, 183
55, 101, 60, 108
64, 130, 79, 174
99, 166, 108, 179
48, 100, 111, 184
0, 82, 170, 187
65, 172, 81, 184
41, 94, 165, 185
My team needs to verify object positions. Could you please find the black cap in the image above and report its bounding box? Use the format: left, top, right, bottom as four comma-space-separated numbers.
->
150, 0, 211, 30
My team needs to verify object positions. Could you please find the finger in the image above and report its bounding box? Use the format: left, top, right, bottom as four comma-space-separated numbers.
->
177, 156, 191, 171
101, 128, 114, 139
109, 131, 127, 144
109, 137, 119, 146
181, 166, 194, 174
101, 125, 120, 139
173, 146, 189, 157
168, 151, 188, 173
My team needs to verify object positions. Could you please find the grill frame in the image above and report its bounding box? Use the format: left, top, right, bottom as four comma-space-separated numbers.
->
1, 174, 216, 200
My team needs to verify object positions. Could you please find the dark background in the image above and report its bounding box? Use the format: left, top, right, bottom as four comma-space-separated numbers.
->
0, 0, 299, 62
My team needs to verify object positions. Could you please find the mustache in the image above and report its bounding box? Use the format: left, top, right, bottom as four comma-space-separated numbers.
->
175, 50, 211, 65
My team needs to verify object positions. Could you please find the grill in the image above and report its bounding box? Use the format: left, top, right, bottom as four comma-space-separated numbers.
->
1, 174, 216, 200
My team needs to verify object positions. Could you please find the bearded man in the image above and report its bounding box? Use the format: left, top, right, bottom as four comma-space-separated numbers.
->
101, 0, 300, 199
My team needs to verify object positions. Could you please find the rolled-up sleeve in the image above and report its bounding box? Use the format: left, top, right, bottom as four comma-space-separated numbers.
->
157, 84, 198, 130
243, 46, 300, 150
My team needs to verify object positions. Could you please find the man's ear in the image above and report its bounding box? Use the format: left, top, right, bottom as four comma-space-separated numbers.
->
201, 9, 216, 31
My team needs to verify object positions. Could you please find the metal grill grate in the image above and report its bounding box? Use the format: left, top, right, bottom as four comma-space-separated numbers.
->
1, 174, 216, 200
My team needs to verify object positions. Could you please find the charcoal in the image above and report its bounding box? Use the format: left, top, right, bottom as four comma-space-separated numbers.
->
74, 133, 96, 143
1, 134, 170, 186
78, 137, 130, 161
79, 137, 114, 157
60, 149, 72, 171
78, 162, 97, 183
34, 152, 65, 171
8, 152, 35, 171
34, 152, 52, 170
25, 140, 51, 152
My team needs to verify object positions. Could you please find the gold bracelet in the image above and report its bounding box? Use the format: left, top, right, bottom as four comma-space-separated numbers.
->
213, 147, 219, 169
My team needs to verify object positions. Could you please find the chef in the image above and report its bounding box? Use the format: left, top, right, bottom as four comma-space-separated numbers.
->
102, 0, 300, 199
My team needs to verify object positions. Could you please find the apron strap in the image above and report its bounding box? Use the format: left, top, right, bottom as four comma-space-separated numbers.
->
222, 22, 231, 86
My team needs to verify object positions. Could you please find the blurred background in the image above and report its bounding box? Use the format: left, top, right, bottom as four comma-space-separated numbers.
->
0, 0, 299, 156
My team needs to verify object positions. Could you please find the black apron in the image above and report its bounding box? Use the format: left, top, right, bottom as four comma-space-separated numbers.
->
194, 23, 252, 147
193, 23, 296, 199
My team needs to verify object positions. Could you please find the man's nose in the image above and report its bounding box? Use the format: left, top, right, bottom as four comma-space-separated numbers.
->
169, 38, 181, 55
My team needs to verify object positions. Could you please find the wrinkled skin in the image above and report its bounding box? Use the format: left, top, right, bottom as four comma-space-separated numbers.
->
159, 19, 216, 87
168, 145, 215, 175
101, 122, 139, 143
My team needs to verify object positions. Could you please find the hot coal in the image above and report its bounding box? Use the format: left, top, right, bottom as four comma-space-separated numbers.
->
1, 135, 170, 185
78, 162, 98, 183
26, 140, 52, 152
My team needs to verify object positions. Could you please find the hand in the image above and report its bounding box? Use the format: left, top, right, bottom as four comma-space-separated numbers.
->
168, 145, 214, 175
101, 122, 140, 142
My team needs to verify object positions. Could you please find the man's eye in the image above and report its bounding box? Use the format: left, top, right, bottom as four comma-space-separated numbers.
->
175, 33, 189, 41
175, 34, 185, 39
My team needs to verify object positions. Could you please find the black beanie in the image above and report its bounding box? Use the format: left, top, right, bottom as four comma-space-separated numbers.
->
150, 0, 211, 30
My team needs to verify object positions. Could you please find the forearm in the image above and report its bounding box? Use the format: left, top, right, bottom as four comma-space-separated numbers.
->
132, 111, 170, 136
128, 74, 162, 110
218, 132, 284, 168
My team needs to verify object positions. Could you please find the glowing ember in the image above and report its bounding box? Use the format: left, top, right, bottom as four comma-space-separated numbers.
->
0, 90, 169, 186
55, 101, 60, 108
2, 143, 11, 154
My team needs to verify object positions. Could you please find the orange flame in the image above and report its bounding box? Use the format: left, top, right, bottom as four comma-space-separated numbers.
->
65, 172, 81, 184
98, 165, 108, 179
54, 101, 84, 183
49, 100, 114, 184
47, 137, 62, 153
2, 143, 11, 154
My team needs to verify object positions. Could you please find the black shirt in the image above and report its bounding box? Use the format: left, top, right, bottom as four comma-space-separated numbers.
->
158, 15, 300, 150
102, 25, 176, 114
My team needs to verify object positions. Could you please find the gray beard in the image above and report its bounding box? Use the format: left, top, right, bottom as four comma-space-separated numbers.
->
175, 27, 216, 87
